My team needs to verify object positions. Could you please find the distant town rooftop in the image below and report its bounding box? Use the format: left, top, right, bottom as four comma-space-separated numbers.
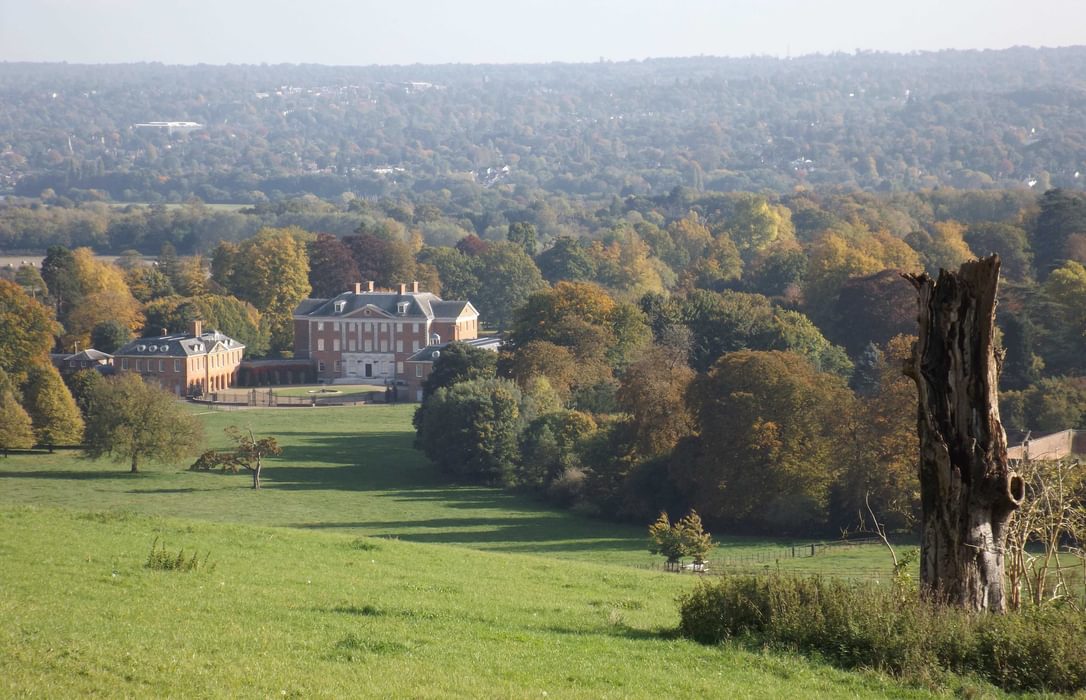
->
133, 121, 204, 131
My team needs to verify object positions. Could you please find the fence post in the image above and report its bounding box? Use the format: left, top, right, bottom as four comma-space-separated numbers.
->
810, 544, 816, 557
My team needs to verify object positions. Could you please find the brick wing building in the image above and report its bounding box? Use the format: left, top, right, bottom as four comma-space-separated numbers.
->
404, 336, 503, 402
293, 281, 480, 394
113, 320, 246, 396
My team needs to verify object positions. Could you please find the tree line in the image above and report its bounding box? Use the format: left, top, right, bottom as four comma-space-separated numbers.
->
4, 48, 1086, 204
2, 183, 1084, 535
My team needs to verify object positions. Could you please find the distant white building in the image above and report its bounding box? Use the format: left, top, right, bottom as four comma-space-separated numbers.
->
133, 121, 204, 134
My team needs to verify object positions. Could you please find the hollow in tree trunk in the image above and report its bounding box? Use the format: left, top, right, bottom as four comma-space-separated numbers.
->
904, 256, 1025, 612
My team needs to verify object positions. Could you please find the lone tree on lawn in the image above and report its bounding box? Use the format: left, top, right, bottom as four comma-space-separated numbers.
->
905, 255, 1025, 612
191, 426, 281, 490
84, 373, 203, 473
224, 426, 281, 490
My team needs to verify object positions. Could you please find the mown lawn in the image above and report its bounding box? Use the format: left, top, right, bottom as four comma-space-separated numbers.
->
0, 507, 955, 698
0, 404, 903, 574
0, 404, 1000, 697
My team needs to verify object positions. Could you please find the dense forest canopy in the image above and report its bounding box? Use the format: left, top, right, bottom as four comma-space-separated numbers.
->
3, 49, 1086, 537
2, 47, 1086, 204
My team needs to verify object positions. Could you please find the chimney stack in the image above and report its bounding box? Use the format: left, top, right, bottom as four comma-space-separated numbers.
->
398, 283, 407, 295
411, 280, 419, 293
367, 281, 375, 292
190, 319, 203, 338
354, 282, 362, 294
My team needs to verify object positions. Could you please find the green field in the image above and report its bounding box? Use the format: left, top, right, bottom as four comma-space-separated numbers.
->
212, 384, 387, 405
0, 404, 967, 697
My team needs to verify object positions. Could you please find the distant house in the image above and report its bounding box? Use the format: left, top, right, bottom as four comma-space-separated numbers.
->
133, 121, 204, 134
404, 336, 503, 402
51, 348, 115, 375
113, 320, 245, 397
292, 281, 479, 397
1007, 430, 1086, 462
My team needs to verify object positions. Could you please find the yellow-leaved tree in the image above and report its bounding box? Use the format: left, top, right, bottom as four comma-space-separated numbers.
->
211, 227, 312, 354
63, 248, 143, 351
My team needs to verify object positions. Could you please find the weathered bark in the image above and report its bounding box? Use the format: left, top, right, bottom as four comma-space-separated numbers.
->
904, 256, 1025, 612
251, 459, 261, 490
131, 454, 139, 473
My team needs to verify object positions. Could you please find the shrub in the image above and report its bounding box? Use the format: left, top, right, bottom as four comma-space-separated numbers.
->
145, 537, 214, 572
678, 575, 1086, 693
648, 510, 714, 566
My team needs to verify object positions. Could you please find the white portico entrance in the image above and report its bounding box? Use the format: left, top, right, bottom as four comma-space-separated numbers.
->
342, 353, 395, 379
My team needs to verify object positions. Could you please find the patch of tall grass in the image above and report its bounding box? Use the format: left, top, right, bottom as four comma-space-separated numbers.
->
678, 575, 1086, 693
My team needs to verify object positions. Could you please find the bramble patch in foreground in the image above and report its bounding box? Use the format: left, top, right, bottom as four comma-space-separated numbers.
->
678, 575, 1086, 693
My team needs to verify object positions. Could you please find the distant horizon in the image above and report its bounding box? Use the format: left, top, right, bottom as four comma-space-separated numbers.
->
3, 44, 1085, 70
3, 0, 1084, 66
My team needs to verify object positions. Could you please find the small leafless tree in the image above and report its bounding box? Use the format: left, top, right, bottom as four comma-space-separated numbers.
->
1005, 457, 1086, 610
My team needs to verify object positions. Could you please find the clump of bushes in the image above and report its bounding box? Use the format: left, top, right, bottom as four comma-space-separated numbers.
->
145, 537, 214, 572
648, 510, 714, 569
678, 575, 1086, 693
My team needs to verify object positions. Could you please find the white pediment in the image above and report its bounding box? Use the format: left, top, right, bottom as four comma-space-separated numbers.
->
342, 304, 396, 320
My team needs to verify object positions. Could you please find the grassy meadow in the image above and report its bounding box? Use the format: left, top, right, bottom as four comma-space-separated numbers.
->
0, 403, 968, 697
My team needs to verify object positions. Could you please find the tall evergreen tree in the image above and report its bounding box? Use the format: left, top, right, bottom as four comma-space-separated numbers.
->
40, 245, 82, 325
1033, 189, 1086, 278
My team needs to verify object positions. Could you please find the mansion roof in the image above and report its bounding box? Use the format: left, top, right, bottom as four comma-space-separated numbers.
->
406, 336, 503, 363
115, 330, 244, 358
294, 290, 477, 321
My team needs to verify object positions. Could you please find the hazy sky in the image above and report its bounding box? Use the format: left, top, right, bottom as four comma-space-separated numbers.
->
1, 0, 1083, 65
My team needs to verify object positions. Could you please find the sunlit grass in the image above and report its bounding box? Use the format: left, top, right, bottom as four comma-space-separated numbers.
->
0, 507, 949, 698
0, 404, 1000, 696
0, 404, 904, 574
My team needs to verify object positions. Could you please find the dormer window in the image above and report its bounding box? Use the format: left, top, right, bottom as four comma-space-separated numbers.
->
334, 300, 347, 314
397, 301, 410, 315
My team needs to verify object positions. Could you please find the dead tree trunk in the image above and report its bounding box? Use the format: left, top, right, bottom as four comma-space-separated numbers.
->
905, 256, 1025, 612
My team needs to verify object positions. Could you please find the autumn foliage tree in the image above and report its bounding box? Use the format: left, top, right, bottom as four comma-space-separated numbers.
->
615, 345, 696, 460
63, 248, 144, 351
509, 281, 648, 392
832, 335, 921, 531
212, 227, 311, 353
0, 370, 34, 454
84, 373, 202, 472
22, 364, 85, 450
307, 233, 361, 298
343, 232, 416, 289
0, 279, 60, 386
678, 350, 854, 533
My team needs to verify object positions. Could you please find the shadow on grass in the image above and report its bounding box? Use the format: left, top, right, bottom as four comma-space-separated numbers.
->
0, 470, 135, 480
543, 624, 673, 642
293, 516, 644, 554
126, 487, 211, 494
268, 431, 433, 490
